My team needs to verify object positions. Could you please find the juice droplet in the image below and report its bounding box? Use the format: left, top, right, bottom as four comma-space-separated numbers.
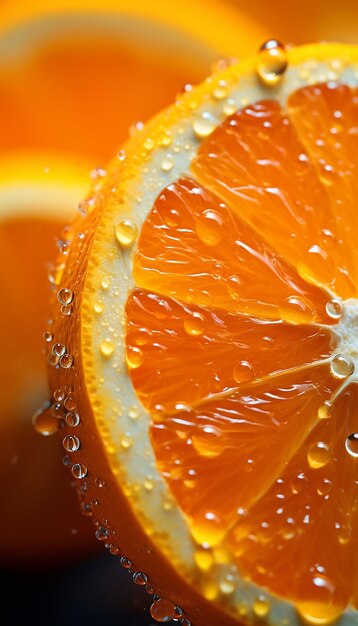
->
71, 463, 88, 479
194, 547, 214, 570
184, 312, 205, 336
133, 571, 148, 585
257, 39, 288, 86
233, 360, 255, 384
150, 598, 175, 623
307, 442, 332, 469
32, 405, 58, 436
60, 353, 74, 369
65, 412, 81, 427
63, 434, 81, 452
115, 219, 138, 247
100, 338, 115, 358
190, 510, 226, 547
253, 595, 271, 618
193, 112, 216, 138
325, 298, 343, 319
192, 425, 222, 458
57, 288, 73, 305
195, 209, 224, 246
318, 401, 333, 420
345, 433, 358, 457
126, 346, 144, 369
52, 342, 66, 357
330, 354, 355, 379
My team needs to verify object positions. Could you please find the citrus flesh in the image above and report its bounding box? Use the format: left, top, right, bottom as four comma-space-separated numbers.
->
47, 44, 358, 625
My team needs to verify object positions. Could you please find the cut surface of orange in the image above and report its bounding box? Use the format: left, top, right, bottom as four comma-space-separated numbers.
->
47, 44, 358, 626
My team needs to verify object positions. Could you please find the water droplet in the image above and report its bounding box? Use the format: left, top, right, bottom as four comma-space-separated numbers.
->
192, 425, 222, 458
63, 434, 80, 452
307, 442, 332, 469
64, 395, 76, 411
253, 595, 271, 618
345, 433, 358, 457
61, 304, 73, 316
120, 435, 133, 450
100, 338, 115, 358
101, 275, 110, 290
117, 149, 126, 161
109, 544, 120, 555
330, 354, 355, 379
115, 219, 138, 247
150, 598, 175, 623
57, 288, 73, 305
257, 39, 288, 86
184, 312, 205, 336
126, 346, 144, 369
213, 80, 228, 100
47, 353, 59, 366
194, 548, 214, 570
32, 405, 58, 436
52, 342, 66, 357
60, 353, 74, 369
128, 405, 141, 420
43, 331, 54, 342
317, 478, 332, 496
325, 298, 343, 319
161, 155, 174, 172
50, 402, 63, 419
223, 98, 237, 116
318, 400, 333, 420
53, 388, 64, 402
133, 571, 148, 585
193, 112, 216, 138
233, 360, 255, 384
93, 300, 104, 314
90, 167, 107, 180
120, 556, 133, 569
195, 209, 224, 246
190, 510, 226, 547
71, 463, 88, 479
95, 526, 109, 541
65, 412, 80, 427
220, 576, 235, 595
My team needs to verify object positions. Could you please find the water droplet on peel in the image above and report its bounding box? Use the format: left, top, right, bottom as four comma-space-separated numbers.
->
193, 112, 216, 138
192, 425, 222, 458
133, 571, 148, 585
61, 304, 73, 316
60, 353, 74, 369
71, 463, 88, 479
63, 434, 81, 452
57, 288, 73, 305
345, 433, 358, 457
32, 405, 58, 436
257, 39, 288, 86
120, 556, 133, 569
47, 353, 59, 366
54, 388, 64, 402
318, 401, 333, 420
50, 402, 63, 419
325, 298, 343, 319
126, 346, 144, 369
93, 300, 104, 314
52, 342, 66, 357
115, 219, 139, 247
253, 595, 271, 618
213, 80, 228, 100
100, 339, 115, 358
307, 442, 332, 469
150, 598, 175, 623
184, 312, 205, 336
195, 210, 224, 246
43, 331, 54, 342
65, 412, 81, 427
223, 98, 237, 116
330, 354, 355, 379
233, 360, 255, 384
190, 510, 226, 547
95, 526, 109, 541
101, 275, 110, 290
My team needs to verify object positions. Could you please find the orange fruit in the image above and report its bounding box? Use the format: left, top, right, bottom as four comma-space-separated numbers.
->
0, 153, 98, 565
0, 0, 264, 164
46, 43, 358, 625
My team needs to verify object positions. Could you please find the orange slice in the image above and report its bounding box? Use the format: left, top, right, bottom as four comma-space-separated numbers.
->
46, 43, 358, 625
0, 153, 99, 565
0, 0, 264, 164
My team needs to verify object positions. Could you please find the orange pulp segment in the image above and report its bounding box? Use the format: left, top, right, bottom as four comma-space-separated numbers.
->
126, 82, 358, 618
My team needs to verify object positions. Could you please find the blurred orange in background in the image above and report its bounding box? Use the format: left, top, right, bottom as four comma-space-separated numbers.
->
0, 0, 264, 568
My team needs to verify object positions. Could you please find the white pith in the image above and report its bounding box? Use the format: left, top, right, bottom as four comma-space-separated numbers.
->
81, 50, 358, 626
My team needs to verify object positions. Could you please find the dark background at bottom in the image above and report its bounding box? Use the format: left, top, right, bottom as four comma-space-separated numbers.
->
0, 552, 157, 626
